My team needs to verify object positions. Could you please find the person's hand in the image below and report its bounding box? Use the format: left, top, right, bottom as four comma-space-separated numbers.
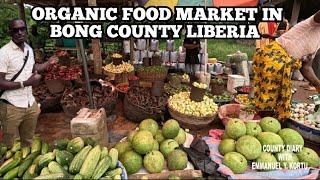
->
24, 71, 42, 87
48, 56, 58, 65
301, 54, 313, 62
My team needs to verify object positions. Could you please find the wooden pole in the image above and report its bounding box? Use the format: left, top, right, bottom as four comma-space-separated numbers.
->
129, 0, 134, 63
88, 0, 103, 75
290, 0, 301, 26
72, 0, 95, 109
18, 0, 26, 22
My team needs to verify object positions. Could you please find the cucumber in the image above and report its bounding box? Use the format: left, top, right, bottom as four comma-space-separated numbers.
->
3, 166, 19, 179
31, 137, 42, 153
22, 164, 38, 180
108, 148, 118, 170
41, 142, 49, 155
113, 174, 121, 180
33, 155, 43, 165
25, 151, 40, 161
5, 150, 13, 160
83, 137, 96, 146
56, 150, 74, 166
18, 158, 33, 177
104, 168, 122, 178
0, 145, 8, 157
40, 167, 50, 176
54, 139, 69, 150
100, 147, 109, 160
73, 173, 83, 180
21, 147, 31, 159
14, 151, 22, 159
38, 152, 55, 169
0, 157, 21, 176
67, 137, 85, 154
92, 156, 112, 179
11, 140, 21, 153
69, 145, 92, 175
34, 173, 67, 180
79, 145, 101, 179
48, 161, 68, 174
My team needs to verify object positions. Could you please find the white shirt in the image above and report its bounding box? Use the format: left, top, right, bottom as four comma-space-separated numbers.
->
277, 15, 320, 59
0, 40, 36, 108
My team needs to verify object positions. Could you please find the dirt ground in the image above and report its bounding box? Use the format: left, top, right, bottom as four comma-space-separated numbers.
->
35, 80, 319, 153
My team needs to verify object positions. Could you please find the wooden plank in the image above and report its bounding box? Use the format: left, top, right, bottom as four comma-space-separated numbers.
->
290, 0, 301, 26
88, 0, 103, 75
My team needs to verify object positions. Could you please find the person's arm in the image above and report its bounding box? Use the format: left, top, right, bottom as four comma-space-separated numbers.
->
314, 10, 320, 23
300, 55, 320, 88
0, 72, 42, 90
0, 73, 21, 90
33, 56, 58, 73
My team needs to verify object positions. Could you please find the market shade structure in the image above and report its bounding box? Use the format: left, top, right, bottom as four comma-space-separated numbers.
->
213, 0, 259, 7
143, 0, 178, 11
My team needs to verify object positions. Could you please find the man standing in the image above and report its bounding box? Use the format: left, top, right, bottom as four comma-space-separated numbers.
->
0, 19, 57, 147
183, 27, 201, 75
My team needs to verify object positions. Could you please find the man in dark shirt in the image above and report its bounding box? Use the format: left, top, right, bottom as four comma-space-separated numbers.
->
183, 34, 200, 75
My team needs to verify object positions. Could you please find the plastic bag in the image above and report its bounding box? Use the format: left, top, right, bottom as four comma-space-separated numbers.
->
181, 136, 226, 178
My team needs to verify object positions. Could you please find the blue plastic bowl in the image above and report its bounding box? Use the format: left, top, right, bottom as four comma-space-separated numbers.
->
117, 161, 128, 179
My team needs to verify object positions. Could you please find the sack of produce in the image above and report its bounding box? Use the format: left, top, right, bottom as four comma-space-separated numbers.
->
170, 51, 178, 63
150, 39, 159, 51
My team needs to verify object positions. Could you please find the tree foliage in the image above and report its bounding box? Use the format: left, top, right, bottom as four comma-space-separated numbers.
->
0, 3, 35, 47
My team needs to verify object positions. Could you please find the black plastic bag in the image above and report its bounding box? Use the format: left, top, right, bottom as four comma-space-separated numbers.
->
181, 136, 227, 179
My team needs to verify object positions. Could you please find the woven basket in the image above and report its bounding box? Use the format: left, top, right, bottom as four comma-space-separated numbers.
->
61, 85, 117, 118
168, 105, 216, 130
218, 104, 260, 126
137, 68, 168, 82
39, 94, 63, 113
211, 84, 226, 95
287, 119, 320, 144
123, 95, 163, 122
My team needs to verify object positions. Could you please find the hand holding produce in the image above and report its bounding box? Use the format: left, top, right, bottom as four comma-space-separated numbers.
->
168, 92, 218, 117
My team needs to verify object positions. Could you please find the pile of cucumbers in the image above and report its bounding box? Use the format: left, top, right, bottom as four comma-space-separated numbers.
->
0, 137, 121, 179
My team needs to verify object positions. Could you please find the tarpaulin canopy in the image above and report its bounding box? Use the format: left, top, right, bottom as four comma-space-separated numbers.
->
139, 0, 259, 7
213, 0, 259, 7
143, 0, 179, 10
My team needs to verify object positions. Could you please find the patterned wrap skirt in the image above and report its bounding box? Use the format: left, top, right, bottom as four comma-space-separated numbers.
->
253, 41, 302, 121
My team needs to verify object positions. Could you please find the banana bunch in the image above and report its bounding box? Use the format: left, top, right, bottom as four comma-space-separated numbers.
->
103, 62, 134, 74
168, 92, 218, 117
193, 82, 207, 89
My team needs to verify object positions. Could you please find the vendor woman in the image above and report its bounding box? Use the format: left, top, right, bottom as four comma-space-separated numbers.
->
253, 10, 320, 121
